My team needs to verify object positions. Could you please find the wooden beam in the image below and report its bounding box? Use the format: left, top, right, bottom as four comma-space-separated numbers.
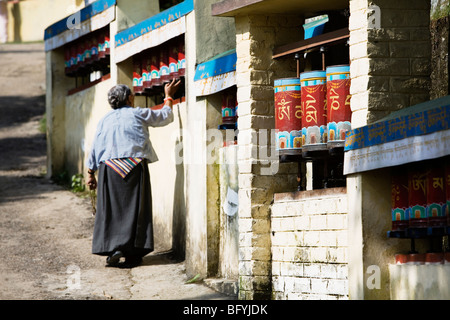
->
272, 28, 349, 59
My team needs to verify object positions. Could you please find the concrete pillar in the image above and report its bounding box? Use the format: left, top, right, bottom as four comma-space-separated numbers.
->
235, 14, 300, 300
45, 48, 73, 178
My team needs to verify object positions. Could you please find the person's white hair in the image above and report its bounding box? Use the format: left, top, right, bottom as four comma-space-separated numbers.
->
108, 84, 132, 109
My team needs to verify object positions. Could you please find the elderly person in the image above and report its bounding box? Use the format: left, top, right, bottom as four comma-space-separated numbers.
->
86, 79, 181, 268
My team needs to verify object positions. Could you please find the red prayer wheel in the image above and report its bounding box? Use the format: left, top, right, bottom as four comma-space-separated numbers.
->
326, 65, 351, 142
427, 166, 447, 227
391, 168, 409, 231
274, 78, 302, 150
84, 38, 92, 64
90, 33, 99, 62
407, 164, 428, 228
104, 30, 110, 55
150, 50, 161, 86
169, 40, 179, 78
159, 44, 170, 83
77, 41, 85, 66
98, 29, 110, 58
178, 40, 185, 77
142, 55, 151, 89
133, 57, 143, 94
222, 91, 237, 125
300, 71, 327, 147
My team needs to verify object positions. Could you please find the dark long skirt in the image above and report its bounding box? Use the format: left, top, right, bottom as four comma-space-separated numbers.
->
92, 160, 153, 259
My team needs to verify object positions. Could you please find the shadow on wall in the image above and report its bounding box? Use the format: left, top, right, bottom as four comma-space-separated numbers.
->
11, 1, 20, 43
171, 105, 186, 261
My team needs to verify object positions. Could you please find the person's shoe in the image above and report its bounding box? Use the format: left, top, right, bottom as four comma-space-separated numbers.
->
121, 256, 142, 268
106, 251, 123, 266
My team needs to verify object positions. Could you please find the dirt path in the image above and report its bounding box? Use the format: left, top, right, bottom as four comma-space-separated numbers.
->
0, 43, 232, 300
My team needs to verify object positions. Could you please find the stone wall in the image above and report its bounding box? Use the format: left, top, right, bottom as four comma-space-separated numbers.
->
430, 15, 449, 99
271, 188, 348, 300
349, 0, 431, 128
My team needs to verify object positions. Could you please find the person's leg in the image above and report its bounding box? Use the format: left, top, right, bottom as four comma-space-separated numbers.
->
106, 250, 123, 266
121, 162, 153, 268
93, 161, 153, 267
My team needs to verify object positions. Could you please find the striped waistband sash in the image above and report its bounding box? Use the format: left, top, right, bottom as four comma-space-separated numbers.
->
104, 157, 143, 178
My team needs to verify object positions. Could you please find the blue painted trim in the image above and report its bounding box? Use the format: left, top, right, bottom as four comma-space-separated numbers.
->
344, 97, 450, 151
114, 0, 194, 48
300, 70, 326, 81
274, 78, 301, 87
194, 50, 237, 81
44, 0, 116, 40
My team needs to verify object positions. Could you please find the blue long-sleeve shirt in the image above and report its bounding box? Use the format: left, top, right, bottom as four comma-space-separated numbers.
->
86, 105, 173, 171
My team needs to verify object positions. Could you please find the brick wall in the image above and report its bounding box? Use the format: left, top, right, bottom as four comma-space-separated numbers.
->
271, 188, 348, 300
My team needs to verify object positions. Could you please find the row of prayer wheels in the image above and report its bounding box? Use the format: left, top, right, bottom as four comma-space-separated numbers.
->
274, 65, 351, 151
391, 159, 450, 231
395, 252, 450, 265
64, 28, 110, 76
133, 37, 185, 94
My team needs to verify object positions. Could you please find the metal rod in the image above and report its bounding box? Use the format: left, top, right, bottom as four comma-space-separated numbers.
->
320, 46, 326, 71
294, 53, 300, 78
410, 238, 417, 253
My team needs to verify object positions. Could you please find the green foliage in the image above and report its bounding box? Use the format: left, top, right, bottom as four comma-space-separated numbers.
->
431, 0, 450, 20
53, 170, 69, 186
71, 173, 86, 193
185, 274, 201, 284
39, 113, 46, 134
